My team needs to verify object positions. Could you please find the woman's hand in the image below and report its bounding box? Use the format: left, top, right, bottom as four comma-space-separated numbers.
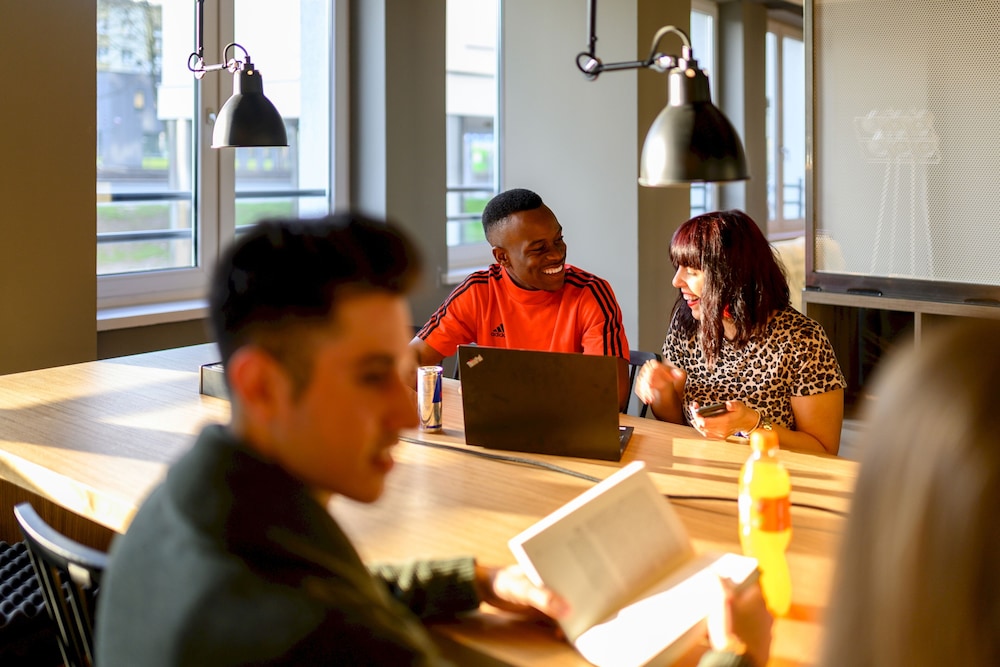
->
634, 360, 686, 423
690, 401, 760, 440
474, 564, 570, 621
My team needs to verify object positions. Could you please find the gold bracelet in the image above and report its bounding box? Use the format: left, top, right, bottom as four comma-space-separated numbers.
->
758, 414, 774, 431
734, 411, 761, 438
746, 410, 762, 434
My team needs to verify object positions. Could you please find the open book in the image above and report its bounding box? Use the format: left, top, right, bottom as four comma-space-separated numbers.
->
508, 461, 758, 667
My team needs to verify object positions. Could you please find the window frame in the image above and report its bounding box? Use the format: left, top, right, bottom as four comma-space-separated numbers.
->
690, 0, 720, 217
97, 0, 342, 317
443, 0, 502, 284
765, 18, 805, 241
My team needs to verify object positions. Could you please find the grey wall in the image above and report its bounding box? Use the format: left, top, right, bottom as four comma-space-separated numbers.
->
351, 0, 452, 323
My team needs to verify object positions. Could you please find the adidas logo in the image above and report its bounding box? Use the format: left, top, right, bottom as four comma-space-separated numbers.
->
490, 323, 505, 338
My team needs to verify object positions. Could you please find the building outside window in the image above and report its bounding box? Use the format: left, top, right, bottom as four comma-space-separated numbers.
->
97, 0, 332, 310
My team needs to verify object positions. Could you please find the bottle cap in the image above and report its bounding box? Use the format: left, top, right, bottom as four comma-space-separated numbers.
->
749, 428, 779, 453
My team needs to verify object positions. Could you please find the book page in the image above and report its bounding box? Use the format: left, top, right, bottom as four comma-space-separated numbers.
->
508, 461, 696, 641
574, 552, 758, 667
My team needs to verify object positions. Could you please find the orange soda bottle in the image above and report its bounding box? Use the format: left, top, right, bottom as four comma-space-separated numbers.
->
737, 428, 792, 616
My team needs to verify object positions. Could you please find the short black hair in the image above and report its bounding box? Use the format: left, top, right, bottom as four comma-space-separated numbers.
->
209, 212, 421, 384
481, 188, 543, 243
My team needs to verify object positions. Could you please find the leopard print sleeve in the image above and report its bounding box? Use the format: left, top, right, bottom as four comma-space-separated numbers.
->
657, 307, 845, 429
783, 310, 847, 397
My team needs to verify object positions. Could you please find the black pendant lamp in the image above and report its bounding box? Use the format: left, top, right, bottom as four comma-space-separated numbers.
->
638, 40, 748, 185
576, 8, 748, 185
187, 1, 287, 148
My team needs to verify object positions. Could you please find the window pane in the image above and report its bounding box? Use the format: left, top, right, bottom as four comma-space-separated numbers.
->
765, 31, 777, 222
689, 9, 716, 216
781, 35, 805, 222
234, 0, 331, 231
765, 24, 805, 237
97, 0, 195, 276
446, 0, 498, 276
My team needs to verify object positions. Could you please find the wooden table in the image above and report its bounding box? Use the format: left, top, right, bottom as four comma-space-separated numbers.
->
0, 344, 230, 546
0, 344, 858, 666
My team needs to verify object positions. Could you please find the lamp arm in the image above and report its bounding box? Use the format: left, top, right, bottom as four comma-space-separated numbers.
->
222, 43, 251, 70
575, 53, 651, 79
186, 0, 252, 77
645, 25, 690, 65
189, 41, 252, 77
187, 0, 208, 77
575, 0, 691, 79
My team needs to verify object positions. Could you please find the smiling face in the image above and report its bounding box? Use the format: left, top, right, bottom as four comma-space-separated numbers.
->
491, 204, 567, 291
672, 265, 707, 320
230, 292, 418, 504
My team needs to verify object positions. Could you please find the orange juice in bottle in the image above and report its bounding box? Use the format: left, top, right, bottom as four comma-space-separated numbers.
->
738, 427, 792, 615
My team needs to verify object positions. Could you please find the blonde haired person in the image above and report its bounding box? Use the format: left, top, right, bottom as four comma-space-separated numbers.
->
820, 318, 1000, 666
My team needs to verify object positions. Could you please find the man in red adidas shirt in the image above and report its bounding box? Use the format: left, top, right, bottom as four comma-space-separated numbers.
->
411, 188, 630, 410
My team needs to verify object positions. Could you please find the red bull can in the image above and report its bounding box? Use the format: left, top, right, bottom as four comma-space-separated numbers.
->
417, 365, 443, 432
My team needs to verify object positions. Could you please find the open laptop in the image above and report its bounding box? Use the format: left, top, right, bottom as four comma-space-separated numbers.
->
457, 345, 633, 461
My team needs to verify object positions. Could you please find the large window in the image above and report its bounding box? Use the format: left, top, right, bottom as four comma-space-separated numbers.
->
97, 0, 333, 310
97, 0, 189, 278
765, 20, 805, 239
445, 0, 499, 283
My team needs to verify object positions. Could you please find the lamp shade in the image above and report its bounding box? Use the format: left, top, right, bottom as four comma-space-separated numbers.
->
212, 66, 288, 148
639, 64, 748, 186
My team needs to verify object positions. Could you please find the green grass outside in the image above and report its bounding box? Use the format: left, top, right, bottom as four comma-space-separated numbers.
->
97, 200, 295, 273
98, 200, 297, 233
460, 195, 489, 243
463, 196, 489, 214
236, 201, 296, 227
98, 202, 174, 232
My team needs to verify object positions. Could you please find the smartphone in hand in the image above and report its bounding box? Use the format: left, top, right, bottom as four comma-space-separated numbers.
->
697, 402, 728, 418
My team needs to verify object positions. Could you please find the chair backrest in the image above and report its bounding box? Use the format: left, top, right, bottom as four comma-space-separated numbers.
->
627, 349, 662, 418
13, 502, 108, 667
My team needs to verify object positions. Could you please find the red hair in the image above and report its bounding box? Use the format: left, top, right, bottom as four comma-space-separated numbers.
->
669, 210, 789, 367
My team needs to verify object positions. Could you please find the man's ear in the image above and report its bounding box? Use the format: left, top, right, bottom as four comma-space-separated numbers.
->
226, 346, 291, 422
492, 245, 508, 267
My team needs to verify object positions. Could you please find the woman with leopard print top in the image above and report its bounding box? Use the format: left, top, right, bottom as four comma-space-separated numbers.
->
635, 210, 846, 455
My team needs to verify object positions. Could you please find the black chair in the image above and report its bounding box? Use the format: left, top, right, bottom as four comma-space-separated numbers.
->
627, 349, 662, 418
13, 503, 108, 667
450, 342, 476, 380
0, 540, 61, 666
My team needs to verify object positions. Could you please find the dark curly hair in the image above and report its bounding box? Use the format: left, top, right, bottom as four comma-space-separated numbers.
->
481, 188, 544, 245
